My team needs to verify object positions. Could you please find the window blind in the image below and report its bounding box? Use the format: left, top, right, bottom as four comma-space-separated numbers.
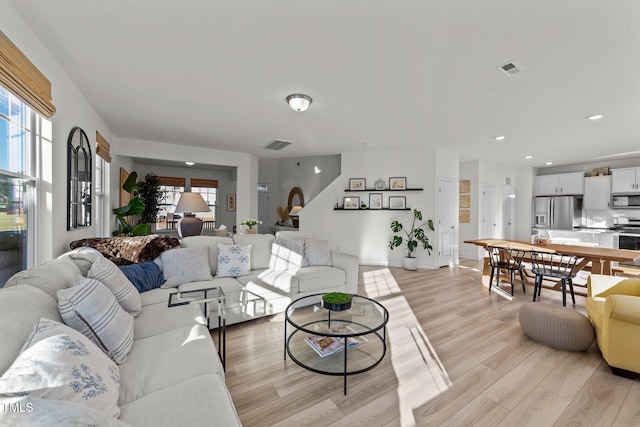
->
95, 131, 111, 162
157, 176, 186, 187
0, 31, 55, 117
191, 178, 218, 188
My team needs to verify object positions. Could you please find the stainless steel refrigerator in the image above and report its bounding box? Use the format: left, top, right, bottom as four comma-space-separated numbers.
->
533, 196, 583, 230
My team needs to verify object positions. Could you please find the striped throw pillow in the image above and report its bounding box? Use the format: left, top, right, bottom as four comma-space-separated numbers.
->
88, 255, 142, 317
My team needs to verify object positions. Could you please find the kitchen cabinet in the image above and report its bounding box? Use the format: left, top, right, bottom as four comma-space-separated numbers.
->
611, 167, 640, 194
535, 172, 584, 196
583, 176, 611, 210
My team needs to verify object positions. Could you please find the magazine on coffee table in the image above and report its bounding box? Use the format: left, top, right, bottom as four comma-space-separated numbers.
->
305, 326, 368, 358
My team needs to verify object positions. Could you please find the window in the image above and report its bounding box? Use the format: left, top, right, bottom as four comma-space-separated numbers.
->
191, 179, 217, 231
156, 176, 185, 231
95, 156, 106, 237
0, 86, 39, 285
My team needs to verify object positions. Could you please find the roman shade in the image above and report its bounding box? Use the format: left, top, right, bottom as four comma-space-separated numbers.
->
158, 176, 186, 187
191, 178, 218, 188
96, 131, 112, 162
0, 31, 55, 117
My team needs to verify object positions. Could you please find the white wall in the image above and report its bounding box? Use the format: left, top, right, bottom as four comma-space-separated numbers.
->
1, 0, 118, 261
300, 149, 439, 268
459, 160, 481, 259
113, 138, 258, 228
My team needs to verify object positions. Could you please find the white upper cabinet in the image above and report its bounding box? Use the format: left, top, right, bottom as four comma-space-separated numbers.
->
611, 167, 640, 194
583, 176, 611, 210
535, 172, 584, 196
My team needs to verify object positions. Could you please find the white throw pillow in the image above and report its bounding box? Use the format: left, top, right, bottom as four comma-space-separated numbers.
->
304, 239, 332, 266
58, 277, 134, 365
215, 244, 252, 277
88, 255, 142, 317
269, 239, 308, 273
0, 318, 121, 418
160, 246, 213, 288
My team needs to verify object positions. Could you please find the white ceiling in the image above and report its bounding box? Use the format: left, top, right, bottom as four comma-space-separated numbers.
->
10, 0, 640, 168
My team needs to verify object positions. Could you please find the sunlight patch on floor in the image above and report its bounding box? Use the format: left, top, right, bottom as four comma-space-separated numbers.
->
384, 295, 451, 427
363, 268, 402, 298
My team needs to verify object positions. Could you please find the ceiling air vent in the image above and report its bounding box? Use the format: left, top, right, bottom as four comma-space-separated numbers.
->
264, 140, 293, 151
498, 61, 522, 77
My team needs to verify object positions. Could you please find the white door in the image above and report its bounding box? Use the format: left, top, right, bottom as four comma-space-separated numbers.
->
257, 190, 269, 234
437, 178, 456, 266
482, 184, 497, 238
501, 185, 515, 239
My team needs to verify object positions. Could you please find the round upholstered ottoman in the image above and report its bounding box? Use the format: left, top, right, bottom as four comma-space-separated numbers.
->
519, 302, 594, 352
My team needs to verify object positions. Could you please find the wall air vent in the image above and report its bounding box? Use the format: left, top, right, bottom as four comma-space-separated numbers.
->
264, 140, 293, 151
498, 61, 522, 77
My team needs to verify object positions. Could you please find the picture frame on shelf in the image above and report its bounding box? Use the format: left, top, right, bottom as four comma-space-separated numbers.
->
369, 193, 383, 209
389, 177, 407, 190
349, 178, 366, 190
343, 197, 360, 210
389, 196, 406, 209
227, 194, 236, 212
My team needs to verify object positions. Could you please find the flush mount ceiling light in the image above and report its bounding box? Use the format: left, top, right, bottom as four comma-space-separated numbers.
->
546, 162, 553, 165
185, 161, 195, 166
587, 113, 604, 120
525, 155, 533, 159
494, 136, 505, 141
286, 94, 312, 112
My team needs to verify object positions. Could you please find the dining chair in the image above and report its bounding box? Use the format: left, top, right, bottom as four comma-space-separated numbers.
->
487, 246, 527, 296
530, 251, 579, 306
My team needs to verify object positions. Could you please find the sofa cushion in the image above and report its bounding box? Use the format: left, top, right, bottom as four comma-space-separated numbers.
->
58, 277, 135, 365
179, 277, 246, 308
119, 374, 240, 427
295, 266, 346, 293
0, 397, 132, 427
270, 240, 307, 272
118, 325, 222, 405
160, 246, 213, 288
232, 234, 275, 269
119, 261, 165, 293
139, 288, 174, 307
0, 285, 62, 376
134, 303, 206, 340
179, 236, 234, 275
57, 247, 102, 276
0, 318, 121, 417
69, 235, 180, 266
88, 256, 142, 317
4, 258, 80, 300
216, 244, 251, 278
304, 239, 332, 266
275, 231, 313, 241
255, 269, 299, 295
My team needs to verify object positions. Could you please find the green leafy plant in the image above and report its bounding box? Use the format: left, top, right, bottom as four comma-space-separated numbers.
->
322, 292, 352, 305
137, 173, 162, 225
388, 208, 435, 258
112, 172, 151, 236
241, 218, 262, 229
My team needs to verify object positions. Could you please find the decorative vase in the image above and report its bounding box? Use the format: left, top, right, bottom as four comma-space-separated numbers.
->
246, 228, 257, 234
322, 300, 352, 312
404, 257, 418, 271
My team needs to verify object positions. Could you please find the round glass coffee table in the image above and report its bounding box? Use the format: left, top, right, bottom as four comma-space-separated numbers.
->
284, 294, 388, 394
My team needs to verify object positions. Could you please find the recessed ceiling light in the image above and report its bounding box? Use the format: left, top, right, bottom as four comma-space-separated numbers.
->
546, 162, 553, 165
586, 114, 604, 121
185, 161, 195, 166
494, 136, 505, 141
525, 155, 533, 159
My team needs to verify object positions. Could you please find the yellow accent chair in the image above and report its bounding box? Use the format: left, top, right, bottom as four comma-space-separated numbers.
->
586, 274, 640, 376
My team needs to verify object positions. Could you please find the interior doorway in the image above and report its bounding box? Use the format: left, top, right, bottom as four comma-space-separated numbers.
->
258, 186, 269, 234
482, 184, 497, 238
437, 177, 456, 266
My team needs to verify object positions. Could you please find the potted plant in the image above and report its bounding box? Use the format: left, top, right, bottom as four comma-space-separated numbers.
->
137, 173, 162, 229
322, 292, 352, 311
112, 172, 152, 236
388, 208, 435, 270
240, 218, 262, 234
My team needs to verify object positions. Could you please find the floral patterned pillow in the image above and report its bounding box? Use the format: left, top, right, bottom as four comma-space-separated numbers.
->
215, 244, 252, 277
0, 318, 121, 418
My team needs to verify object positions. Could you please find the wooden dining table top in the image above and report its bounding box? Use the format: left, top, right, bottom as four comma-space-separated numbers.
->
464, 239, 640, 263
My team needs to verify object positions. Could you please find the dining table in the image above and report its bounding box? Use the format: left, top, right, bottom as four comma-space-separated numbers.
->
464, 238, 640, 297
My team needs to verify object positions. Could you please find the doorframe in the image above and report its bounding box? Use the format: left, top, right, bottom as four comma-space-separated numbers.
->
437, 177, 457, 267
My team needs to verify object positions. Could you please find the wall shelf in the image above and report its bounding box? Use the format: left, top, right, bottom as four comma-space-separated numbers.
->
344, 188, 424, 192
333, 208, 411, 211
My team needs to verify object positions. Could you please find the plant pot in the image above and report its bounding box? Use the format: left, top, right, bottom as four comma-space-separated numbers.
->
322, 300, 352, 312
246, 228, 257, 234
404, 257, 418, 271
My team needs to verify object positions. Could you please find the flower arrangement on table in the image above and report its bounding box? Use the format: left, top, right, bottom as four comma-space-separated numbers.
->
240, 219, 262, 229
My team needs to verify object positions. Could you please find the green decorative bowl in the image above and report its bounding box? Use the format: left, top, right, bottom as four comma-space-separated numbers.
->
322, 292, 352, 312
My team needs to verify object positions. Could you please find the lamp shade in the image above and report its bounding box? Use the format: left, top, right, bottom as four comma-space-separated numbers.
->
174, 192, 210, 214
286, 94, 312, 112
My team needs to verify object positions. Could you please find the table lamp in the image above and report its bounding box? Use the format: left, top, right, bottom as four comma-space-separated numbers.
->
174, 192, 211, 237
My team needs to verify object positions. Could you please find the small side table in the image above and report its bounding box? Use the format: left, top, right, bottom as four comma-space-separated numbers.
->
168, 287, 226, 369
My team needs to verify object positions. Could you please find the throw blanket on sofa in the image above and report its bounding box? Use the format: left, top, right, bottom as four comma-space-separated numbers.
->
69, 235, 180, 265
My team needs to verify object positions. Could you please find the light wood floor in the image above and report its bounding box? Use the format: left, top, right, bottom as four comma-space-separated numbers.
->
220, 260, 640, 427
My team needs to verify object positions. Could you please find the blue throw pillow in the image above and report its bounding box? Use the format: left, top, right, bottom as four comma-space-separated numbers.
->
118, 261, 165, 293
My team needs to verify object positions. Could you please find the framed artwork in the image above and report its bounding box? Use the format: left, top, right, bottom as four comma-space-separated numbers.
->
227, 194, 236, 211
369, 193, 383, 209
389, 177, 407, 190
389, 196, 406, 209
459, 179, 471, 194
349, 178, 366, 191
459, 194, 471, 209
459, 209, 470, 223
343, 197, 360, 210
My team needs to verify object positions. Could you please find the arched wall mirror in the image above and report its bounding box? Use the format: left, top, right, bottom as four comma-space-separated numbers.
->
67, 126, 92, 230
287, 187, 304, 228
